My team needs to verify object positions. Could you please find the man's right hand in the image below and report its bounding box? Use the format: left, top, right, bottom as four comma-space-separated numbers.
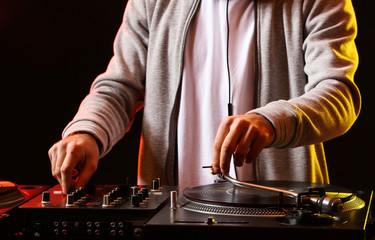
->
48, 133, 99, 194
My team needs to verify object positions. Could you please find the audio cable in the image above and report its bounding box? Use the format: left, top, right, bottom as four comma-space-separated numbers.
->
226, 0, 233, 117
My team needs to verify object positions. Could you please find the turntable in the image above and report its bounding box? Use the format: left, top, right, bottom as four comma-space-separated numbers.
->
0, 180, 49, 239
145, 174, 374, 240
0, 181, 28, 214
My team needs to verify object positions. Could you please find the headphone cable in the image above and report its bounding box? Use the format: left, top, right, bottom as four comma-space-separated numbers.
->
226, 0, 233, 117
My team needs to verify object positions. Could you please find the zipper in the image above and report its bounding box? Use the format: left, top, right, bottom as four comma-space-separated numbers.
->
253, 0, 260, 110
165, 0, 201, 185
253, 0, 259, 181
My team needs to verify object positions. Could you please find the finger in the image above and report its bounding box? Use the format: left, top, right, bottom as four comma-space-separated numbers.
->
52, 151, 62, 185
75, 157, 98, 190
60, 150, 81, 194
233, 125, 256, 167
48, 146, 59, 180
51, 145, 67, 187
212, 118, 232, 173
219, 125, 245, 174
60, 168, 73, 194
48, 146, 55, 170
246, 131, 270, 163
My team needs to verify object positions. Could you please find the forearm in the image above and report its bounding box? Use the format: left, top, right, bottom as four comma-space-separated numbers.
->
63, 0, 148, 157
250, 79, 360, 148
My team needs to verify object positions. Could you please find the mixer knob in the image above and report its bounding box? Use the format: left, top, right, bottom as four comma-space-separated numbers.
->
111, 190, 122, 205
156, 178, 162, 188
78, 187, 85, 196
137, 190, 144, 202
112, 188, 119, 200
102, 194, 110, 207
41, 192, 50, 203
107, 192, 112, 203
73, 190, 79, 202
152, 178, 160, 191
131, 186, 140, 196
131, 195, 140, 207
141, 188, 149, 199
75, 187, 84, 200
66, 194, 75, 207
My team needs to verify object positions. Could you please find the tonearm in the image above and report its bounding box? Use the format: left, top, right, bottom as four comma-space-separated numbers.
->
218, 173, 343, 216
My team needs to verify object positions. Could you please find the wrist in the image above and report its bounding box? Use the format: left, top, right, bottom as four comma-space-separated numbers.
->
68, 131, 102, 150
245, 113, 276, 147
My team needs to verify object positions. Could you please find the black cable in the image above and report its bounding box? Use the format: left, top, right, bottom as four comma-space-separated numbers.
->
226, 0, 233, 116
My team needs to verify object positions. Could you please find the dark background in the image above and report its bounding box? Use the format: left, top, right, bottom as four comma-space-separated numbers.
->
0, 0, 373, 190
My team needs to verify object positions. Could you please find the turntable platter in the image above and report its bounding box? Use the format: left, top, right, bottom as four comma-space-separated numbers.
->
183, 182, 288, 207
0, 180, 27, 210
0, 181, 19, 195
183, 181, 352, 207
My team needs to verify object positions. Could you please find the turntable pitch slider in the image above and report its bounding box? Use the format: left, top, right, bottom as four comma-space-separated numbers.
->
218, 173, 343, 216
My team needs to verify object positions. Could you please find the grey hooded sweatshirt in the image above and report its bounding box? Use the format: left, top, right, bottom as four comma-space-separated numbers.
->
63, 0, 361, 186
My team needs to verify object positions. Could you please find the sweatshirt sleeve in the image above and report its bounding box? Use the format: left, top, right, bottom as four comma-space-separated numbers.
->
62, 0, 148, 157
251, 0, 361, 148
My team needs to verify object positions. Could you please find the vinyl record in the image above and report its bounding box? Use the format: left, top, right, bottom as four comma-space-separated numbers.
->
183, 181, 353, 208
0, 180, 27, 210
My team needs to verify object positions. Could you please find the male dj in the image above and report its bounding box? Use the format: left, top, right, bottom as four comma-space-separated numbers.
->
49, 0, 361, 194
